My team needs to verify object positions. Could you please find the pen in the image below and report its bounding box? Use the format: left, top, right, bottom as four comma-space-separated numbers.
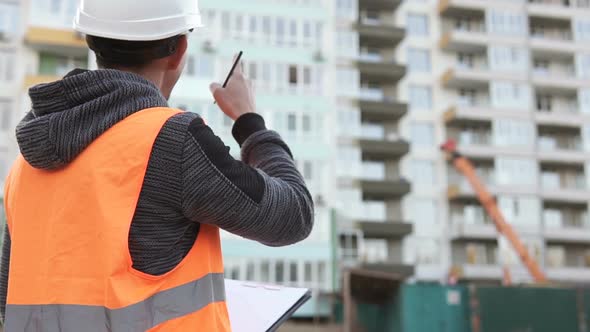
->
214, 51, 244, 104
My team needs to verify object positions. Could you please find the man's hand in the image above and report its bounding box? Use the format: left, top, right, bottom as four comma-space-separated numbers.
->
210, 58, 256, 121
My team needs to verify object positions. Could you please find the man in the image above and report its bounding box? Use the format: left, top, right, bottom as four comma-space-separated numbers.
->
0, 0, 313, 330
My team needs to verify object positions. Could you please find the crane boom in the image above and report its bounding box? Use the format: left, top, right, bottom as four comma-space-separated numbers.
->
441, 140, 547, 284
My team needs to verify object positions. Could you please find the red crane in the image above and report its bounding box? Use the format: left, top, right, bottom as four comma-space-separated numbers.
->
441, 140, 547, 284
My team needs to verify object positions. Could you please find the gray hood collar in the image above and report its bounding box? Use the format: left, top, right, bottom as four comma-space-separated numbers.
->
16, 69, 168, 170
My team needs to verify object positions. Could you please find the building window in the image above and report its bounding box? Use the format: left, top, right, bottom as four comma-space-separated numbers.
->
275, 261, 284, 283
0, 100, 11, 131
496, 158, 538, 186
248, 16, 257, 39
50, 0, 61, 14
246, 262, 255, 281
577, 54, 590, 78
262, 16, 272, 42
546, 246, 565, 268
498, 196, 541, 227
221, 12, 230, 37
411, 160, 436, 187
457, 52, 475, 68
336, 0, 357, 20
0, 3, 18, 41
409, 85, 432, 111
487, 10, 527, 36
260, 261, 270, 282
303, 21, 312, 47
0, 50, 15, 82
248, 62, 258, 80
339, 232, 360, 261
186, 56, 196, 76
289, 65, 298, 84
197, 55, 214, 78
490, 81, 531, 110
289, 19, 298, 47
407, 13, 429, 36
302, 114, 312, 133
410, 123, 435, 147
415, 238, 440, 264
493, 119, 535, 147
289, 262, 298, 283
233, 14, 243, 39
287, 113, 297, 132
412, 200, 437, 226
575, 19, 590, 41
458, 88, 477, 107
580, 89, 590, 114
407, 48, 431, 73
314, 22, 324, 48
303, 67, 312, 87
304, 262, 313, 283
303, 161, 313, 180
536, 95, 553, 112
489, 45, 528, 72
276, 18, 285, 46
317, 262, 326, 285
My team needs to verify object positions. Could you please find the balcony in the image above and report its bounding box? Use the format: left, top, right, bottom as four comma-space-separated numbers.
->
543, 204, 590, 244
357, 60, 405, 84
545, 247, 590, 282
356, 21, 405, 48
360, 178, 411, 201
447, 125, 495, 159
544, 224, 590, 244
443, 104, 495, 125
532, 64, 582, 92
359, 262, 415, 278
540, 166, 589, 203
529, 18, 575, 54
360, 139, 409, 160
547, 267, 590, 283
528, 0, 584, 19
359, 0, 402, 11
441, 66, 492, 89
535, 94, 581, 126
438, 0, 487, 16
357, 221, 413, 239
537, 126, 585, 163
25, 27, 87, 57
360, 100, 407, 123
439, 17, 487, 52
454, 264, 503, 281
451, 219, 497, 240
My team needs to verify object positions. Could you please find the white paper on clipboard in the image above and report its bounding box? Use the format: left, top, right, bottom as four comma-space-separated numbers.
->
225, 279, 311, 332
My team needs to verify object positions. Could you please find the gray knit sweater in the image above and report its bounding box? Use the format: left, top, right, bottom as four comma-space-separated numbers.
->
0, 69, 314, 320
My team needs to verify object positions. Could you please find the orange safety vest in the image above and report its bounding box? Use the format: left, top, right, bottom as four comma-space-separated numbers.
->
3, 108, 231, 331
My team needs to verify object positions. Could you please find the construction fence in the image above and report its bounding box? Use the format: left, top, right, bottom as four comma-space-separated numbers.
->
336, 283, 590, 332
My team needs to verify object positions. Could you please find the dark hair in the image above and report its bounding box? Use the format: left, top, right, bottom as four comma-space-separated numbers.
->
86, 35, 182, 69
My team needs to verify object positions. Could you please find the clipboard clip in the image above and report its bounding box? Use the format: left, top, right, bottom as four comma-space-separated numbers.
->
242, 283, 282, 291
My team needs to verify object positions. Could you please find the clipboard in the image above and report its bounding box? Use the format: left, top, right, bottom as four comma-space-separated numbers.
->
225, 279, 312, 332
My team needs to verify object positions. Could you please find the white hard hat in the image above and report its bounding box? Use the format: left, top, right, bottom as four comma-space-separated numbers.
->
74, 0, 203, 41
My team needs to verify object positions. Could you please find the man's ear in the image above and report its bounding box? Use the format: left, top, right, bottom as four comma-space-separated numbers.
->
168, 35, 188, 70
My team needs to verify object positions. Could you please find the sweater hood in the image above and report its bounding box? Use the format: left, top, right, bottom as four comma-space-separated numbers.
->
16, 69, 168, 170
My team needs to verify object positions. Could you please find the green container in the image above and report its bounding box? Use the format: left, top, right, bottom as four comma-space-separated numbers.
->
477, 287, 580, 332
396, 284, 471, 332
332, 284, 471, 332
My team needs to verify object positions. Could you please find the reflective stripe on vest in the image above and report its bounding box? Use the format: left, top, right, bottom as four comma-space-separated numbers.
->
5, 273, 225, 331
4, 108, 231, 331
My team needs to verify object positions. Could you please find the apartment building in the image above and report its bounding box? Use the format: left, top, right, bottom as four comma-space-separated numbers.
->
333, 0, 414, 297
393, 0, 590, 285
